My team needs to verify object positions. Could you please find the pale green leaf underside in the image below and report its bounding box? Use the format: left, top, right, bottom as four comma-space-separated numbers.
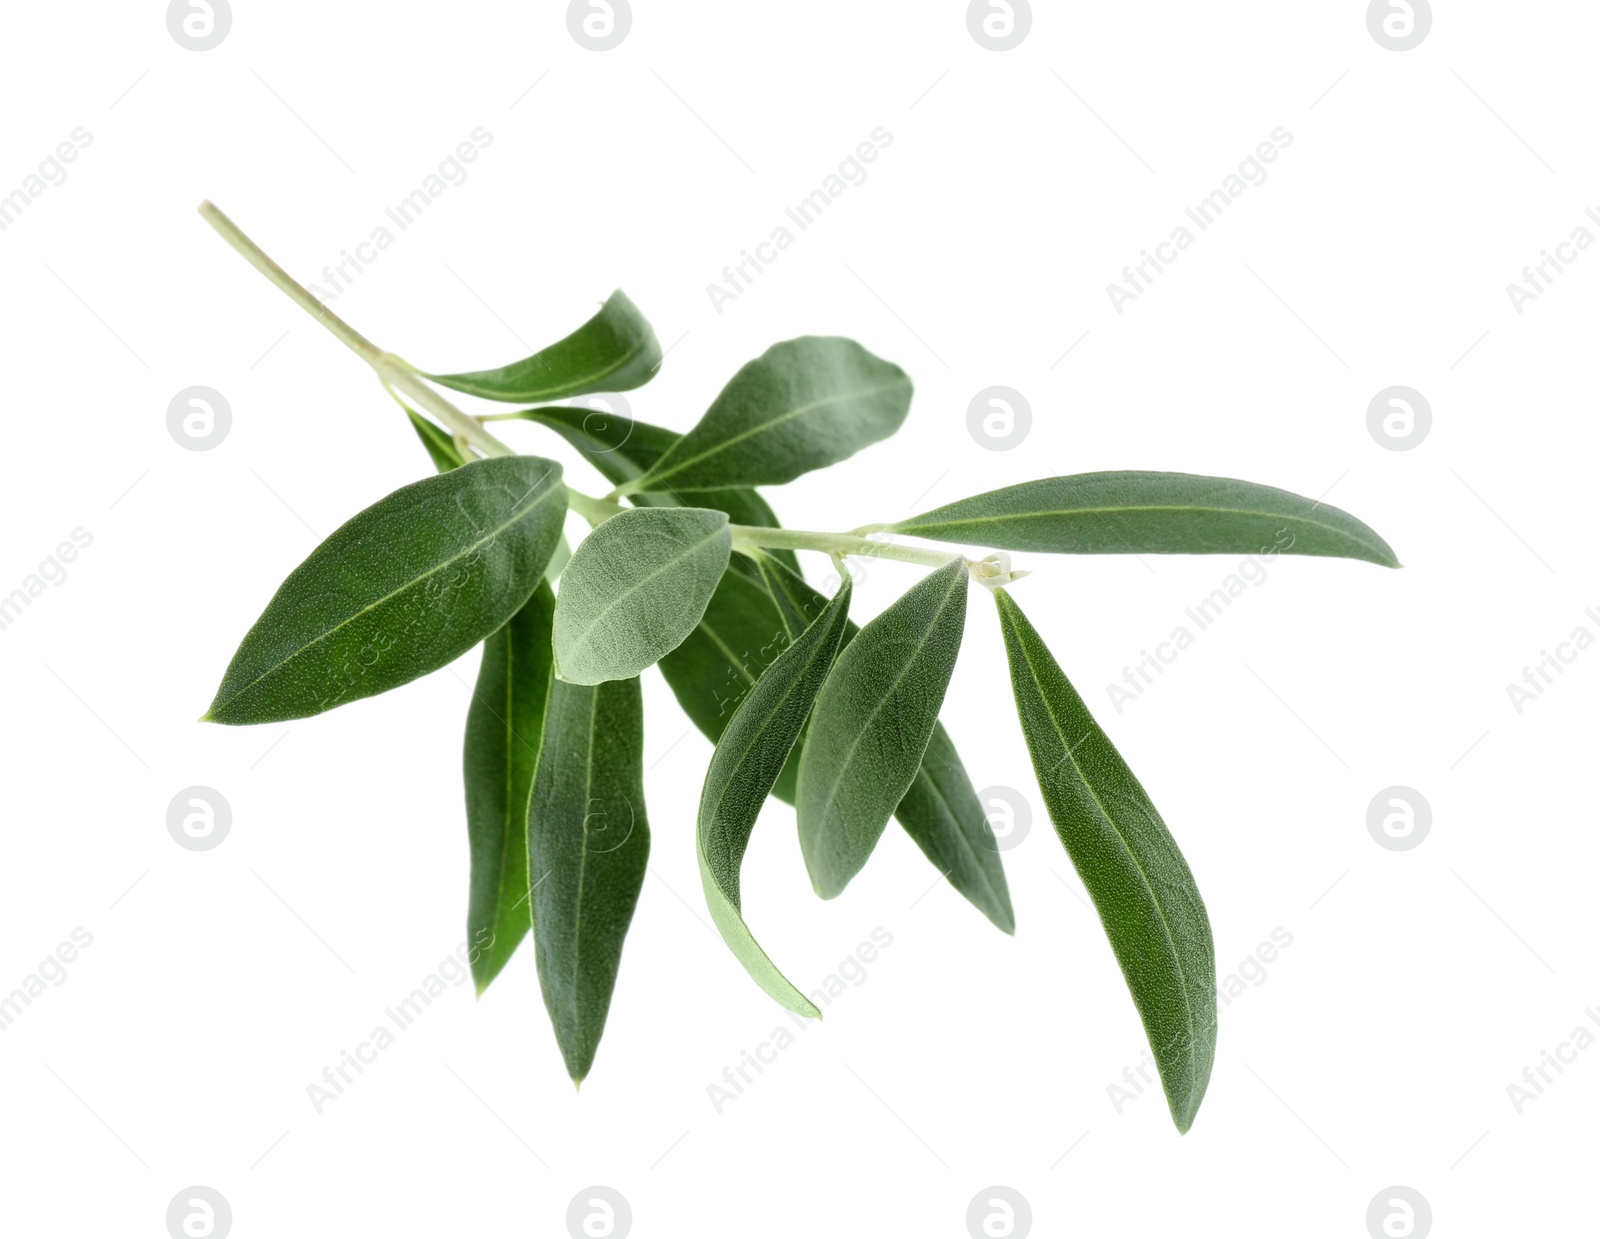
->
889, 471, 1399, 568
995, 589, 1216, 1133
553, 507, 732, 685
699, 573, 852, 1017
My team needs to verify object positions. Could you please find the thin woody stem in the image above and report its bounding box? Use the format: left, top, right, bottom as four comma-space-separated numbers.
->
198, 200, 1026, 577
730, 525, 962, 569
197, 200, 515, 461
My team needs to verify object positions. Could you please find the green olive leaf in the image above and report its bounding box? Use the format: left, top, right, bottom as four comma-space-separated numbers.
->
699, 572, 852, 1017
463, 580, 554, 993
528, 675, 649, 1085
797, 557, 969, 898
406, 407, 468, 472
894, 721, 1015, 934
553, 507, 732, 685
657, 565, 799, 783
758, 554, 1012, 931
627, 337, 912, 494
205, 456, 566, 725
888, 472, 1399, 567
429, 290, 662, 403
994, 589, 1216, 1134
512, 404, 798, 576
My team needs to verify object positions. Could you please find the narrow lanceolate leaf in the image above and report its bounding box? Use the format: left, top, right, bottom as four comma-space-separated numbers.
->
430, 289, 662, 403
205, 457, 566, 725
888, 472, 1400, 568
528, 676, 649, 1084
759, 554, 1012, 931
699, 574, 852, 1017
553, 507, 732, 685
798, 557, 969, 898
629, 337, 913, 494
894, 723, 1015, 934
463, 581, 554, 993
994, 589, 1216, 1133
407, 408, 469, 471
514, 404, 798, 575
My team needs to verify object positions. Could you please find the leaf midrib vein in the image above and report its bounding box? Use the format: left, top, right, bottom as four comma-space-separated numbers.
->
642, 376, 911, 489
215, 480, 561, 715
568, 687, 602, 1021
446, 330, 651, 401
902, 503, 1382, 554
810, 566, 961, 841
1005, 602, 1201, 1112
565, 523, 728, 657
701, 594, 847, 891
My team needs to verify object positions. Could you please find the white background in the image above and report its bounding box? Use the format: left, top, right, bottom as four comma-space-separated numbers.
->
1, 2, 1595, 1235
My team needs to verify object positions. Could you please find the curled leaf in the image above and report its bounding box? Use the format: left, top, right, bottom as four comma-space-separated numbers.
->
430, 290, 662, 403
699, 572, 852, 1015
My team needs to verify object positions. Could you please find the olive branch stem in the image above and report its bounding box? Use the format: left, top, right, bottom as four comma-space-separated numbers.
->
197, 200, 1013, 577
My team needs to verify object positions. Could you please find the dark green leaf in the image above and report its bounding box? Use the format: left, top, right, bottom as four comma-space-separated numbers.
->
430, 290, 662, 403
628, 337, 912, 494
994, 589, 1216, 1133
699, 573, 852, 1016
894, 723, 1015, 934
798, 557, 968, 897
513, 404, 798, 575
888, 472, 1399, 568
205, 457, 566, 725
463, 581, 554, 993
553, 507, 732, 685
407, 408, 468, 472
756, 554, 1012, 929
528, 675, 649, 1084
661, 551, 1012, 935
